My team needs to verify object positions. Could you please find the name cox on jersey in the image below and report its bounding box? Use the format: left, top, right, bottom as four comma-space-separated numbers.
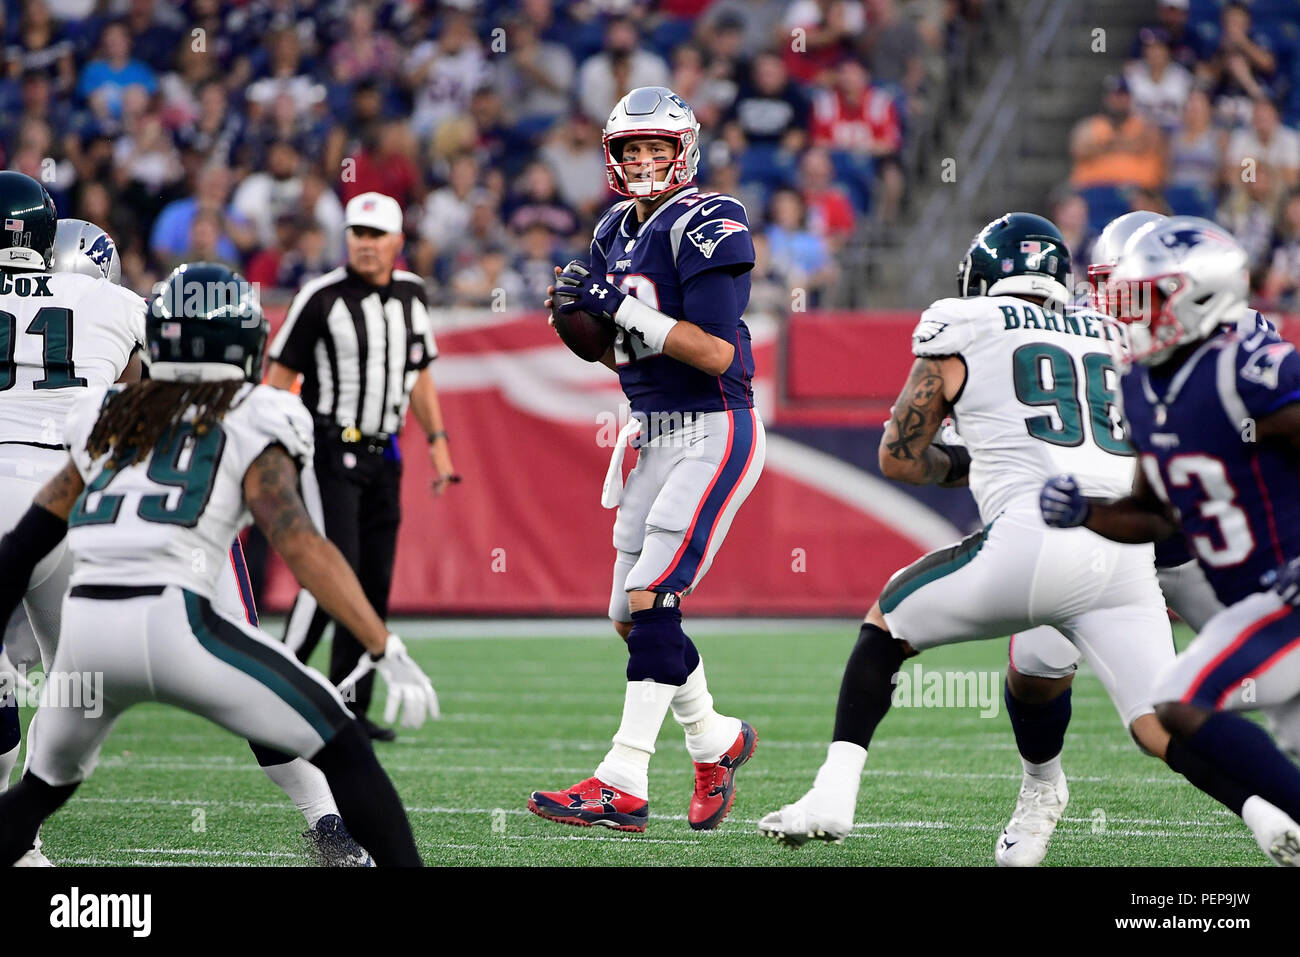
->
607, 273, 662, 363
0, 273, 53, 297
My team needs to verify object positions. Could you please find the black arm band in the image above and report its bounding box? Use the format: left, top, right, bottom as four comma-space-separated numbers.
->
0, 505, 68, 619
933, 442, 972, 485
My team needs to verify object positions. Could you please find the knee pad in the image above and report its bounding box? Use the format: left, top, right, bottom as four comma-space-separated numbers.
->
626, 606, 689, 685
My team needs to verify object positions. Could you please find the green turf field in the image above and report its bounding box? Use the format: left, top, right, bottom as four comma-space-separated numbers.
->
14, 621, 1267, 866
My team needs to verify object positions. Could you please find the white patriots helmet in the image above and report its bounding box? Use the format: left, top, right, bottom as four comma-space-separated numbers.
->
603, 86, 701, 198
1087, 210, 1164, 315
1109, 215, 1250, 366
51, 218, 122, 284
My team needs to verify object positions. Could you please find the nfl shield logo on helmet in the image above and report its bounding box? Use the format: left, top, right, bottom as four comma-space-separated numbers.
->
1001, 258, 1014, 273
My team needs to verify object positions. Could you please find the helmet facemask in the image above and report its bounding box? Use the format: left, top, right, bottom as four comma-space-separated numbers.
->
1110, 273, 1197, 366
604, 131, 694, 198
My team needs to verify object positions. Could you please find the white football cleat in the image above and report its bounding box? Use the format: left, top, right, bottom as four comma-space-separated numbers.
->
13, 847, 53, 867
757, 791, 852, 848
995, 772, 1069, 867
1242, 795, 1300, 866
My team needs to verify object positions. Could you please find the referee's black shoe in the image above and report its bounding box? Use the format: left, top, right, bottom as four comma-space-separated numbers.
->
359, 716, 397, 742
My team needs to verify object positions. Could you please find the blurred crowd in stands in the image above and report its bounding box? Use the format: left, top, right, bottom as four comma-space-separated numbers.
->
1063, 0, 1300, 309
0, 0, 987, 309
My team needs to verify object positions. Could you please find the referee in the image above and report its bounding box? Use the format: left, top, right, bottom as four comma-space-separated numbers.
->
266, 190, 457, 741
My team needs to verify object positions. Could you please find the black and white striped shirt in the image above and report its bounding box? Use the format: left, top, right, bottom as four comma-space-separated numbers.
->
268, 266, 438, 437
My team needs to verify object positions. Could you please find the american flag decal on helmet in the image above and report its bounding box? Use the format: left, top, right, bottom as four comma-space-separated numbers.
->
4, 219, 22, 231
1019, 241, 1043, 254
687, 218, 747, 259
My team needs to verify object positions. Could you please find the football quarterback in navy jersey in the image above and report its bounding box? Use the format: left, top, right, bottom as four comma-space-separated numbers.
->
1041, 216, 1300, 864
529, 88, 764, 833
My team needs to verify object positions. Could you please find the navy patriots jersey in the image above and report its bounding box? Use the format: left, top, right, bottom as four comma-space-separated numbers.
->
589, 187, 756, 415
1122, 323, 1300, 605
1150, 313, 1277, 571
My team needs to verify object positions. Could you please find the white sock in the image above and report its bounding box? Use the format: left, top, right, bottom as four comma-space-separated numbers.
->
261, 757, 339, 826
594, 680, 678, 800
672, 659, 742, 762
1022, 754, 1062, 783
811, 741, 867, 819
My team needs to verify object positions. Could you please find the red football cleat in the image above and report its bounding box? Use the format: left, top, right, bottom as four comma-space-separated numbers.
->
689, 721, 758, 830
528, 776, 649, 832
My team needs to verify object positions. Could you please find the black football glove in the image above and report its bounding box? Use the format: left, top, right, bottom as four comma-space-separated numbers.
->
552, 260, 625, 322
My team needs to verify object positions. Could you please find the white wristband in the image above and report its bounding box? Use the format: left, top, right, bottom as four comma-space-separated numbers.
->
614, 295, 677, 354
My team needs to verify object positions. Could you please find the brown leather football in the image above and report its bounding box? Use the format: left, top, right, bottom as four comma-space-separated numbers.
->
552, 302, 617, 362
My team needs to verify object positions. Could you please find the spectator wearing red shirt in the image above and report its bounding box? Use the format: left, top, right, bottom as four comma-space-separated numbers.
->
810, 59, 903, 223
799, 147, 856, 249
340, 119, 422, 210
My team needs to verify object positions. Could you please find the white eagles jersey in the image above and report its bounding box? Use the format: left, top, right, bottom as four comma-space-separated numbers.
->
0, 271, 145, 448
913, 295, 1134, 524
63, 384, 314, 599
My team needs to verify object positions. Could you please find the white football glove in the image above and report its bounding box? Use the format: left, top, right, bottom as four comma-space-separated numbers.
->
337, 634, 440, 728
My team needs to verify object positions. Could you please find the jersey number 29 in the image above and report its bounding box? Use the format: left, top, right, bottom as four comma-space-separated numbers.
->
70, 423, 226, 529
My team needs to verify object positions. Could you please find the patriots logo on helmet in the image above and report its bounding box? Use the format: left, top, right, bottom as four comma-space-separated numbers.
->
667, 92, 690, 112
1158, 227, 1233, 254
84, 234, 116, 276
687, 218, 747, 259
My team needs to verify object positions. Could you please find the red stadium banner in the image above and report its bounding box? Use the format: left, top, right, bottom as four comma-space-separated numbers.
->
257, 307, 973, 616
256, 308, 1300, 617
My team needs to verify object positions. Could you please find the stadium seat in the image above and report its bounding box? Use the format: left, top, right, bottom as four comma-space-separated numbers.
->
1079, 185, 1130, 235
1164, 183, 1215, 219
828, 150, 875, 212
649, 17, 695, 58
738, 143, 798, 191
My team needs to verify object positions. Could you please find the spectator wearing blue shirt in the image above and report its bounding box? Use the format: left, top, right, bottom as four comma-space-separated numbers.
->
150, 163, 253, 267
765, 187, 838, 306
77, 21, 158, 123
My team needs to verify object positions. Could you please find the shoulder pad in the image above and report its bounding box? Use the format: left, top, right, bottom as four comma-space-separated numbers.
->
1238, 338, 1297, 392
241, 386, 314, 467
912, 298, 978, 356
65, 385, 115, 473
594, 200, 635, 239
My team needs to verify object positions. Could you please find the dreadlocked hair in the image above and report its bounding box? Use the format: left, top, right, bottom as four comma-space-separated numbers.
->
87, 380, 245, 467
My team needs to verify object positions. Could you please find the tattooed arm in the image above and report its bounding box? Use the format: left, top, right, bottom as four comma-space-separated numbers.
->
243, 444, 390, 655
34, 458, 87, 519
878, 356, 968, 486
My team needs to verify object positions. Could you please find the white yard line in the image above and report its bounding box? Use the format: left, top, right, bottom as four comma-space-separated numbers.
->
73, 796, 1237, 832
257, 616, 862, 640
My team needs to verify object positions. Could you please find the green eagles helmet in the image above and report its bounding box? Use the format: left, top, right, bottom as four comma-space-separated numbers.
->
0, 171, 58, 272
148, 262, 267, 383
957, 212, 1073, 305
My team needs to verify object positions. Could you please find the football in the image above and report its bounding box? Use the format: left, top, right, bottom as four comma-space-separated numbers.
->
551, 302, 617, 362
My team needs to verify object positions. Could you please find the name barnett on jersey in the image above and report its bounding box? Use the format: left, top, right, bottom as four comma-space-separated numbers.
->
913, 300, 1122, 350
